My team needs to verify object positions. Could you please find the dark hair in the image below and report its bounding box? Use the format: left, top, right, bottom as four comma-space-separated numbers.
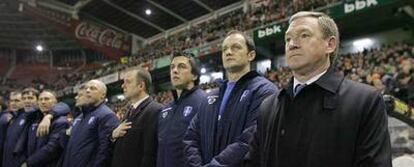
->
225, 30, 256, 52
22, 87, 39, 98
172, 51, 200, 85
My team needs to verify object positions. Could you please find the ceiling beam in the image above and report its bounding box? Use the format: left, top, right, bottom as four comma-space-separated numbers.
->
0, 13, 24, 17
0, 43, 82, 50
190, 0, 213, 12
102, 0, 165, 32
146, 0, 187, 22
0, 20, 38, 24
0, 39, 76, 45
0, 27, 53, 32
0, 34, 69, 40
81, 13, 146, 41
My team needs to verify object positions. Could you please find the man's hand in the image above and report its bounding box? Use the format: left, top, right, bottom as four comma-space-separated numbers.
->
112, 121, 132, 140
21, 162, 28, 167
37, 114, 53, 137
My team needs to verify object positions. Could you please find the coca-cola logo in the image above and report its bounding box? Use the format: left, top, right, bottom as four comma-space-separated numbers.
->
75, 22, 129, 50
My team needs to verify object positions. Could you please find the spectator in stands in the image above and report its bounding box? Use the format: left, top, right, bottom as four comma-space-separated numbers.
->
245, 11, 391, 167
61, 80, 119, 167
157, 51, 207, 167
184, 30, 278, 166
111, 69, 163, 167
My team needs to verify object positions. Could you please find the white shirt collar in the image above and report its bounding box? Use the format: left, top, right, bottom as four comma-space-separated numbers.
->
131, 96, 149, 109
293, 70, 327, 91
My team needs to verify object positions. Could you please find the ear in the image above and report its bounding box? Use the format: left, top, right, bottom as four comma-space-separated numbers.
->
325, 36, 337, 55
247, 50, 256, 62
192, 74, 198, 82
138, 81, 144, 89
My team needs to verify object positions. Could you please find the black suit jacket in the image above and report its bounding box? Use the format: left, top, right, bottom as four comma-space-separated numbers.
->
111, 97, 164, 167
245, 68, 392, 167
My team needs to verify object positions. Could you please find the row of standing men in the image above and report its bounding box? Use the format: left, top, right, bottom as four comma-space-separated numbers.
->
0, 11, 392, 167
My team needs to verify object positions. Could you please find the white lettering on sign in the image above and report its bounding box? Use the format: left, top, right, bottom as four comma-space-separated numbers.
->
75, 22, 126, 50
258, 25, 282, 38
345, 0, 378, 14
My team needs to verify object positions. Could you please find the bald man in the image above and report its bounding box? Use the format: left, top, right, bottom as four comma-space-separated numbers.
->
18, 90, 69, 167
61, 80, 120, 167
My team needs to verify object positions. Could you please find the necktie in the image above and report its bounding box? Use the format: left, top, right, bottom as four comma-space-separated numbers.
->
123, 105, 134, 121
294, 84, 306, 96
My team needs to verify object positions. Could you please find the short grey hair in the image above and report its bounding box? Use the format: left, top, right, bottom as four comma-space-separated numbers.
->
289, 11, 340, 62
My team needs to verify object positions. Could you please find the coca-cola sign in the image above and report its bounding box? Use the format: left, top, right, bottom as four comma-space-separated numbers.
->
75, 22, 128, 52
22, 3, 131, 59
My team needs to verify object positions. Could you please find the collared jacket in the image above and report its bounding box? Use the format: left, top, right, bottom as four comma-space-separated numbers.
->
111, 97, 163, 167
61, 102, 119, 167
158, 87, 207, 167
0, 110, 13, 165
2, 108, 34, 167
184, 71, 278, 166
244, 68, 392, 167
13, 102, 72, 167
25, 114, 69, 167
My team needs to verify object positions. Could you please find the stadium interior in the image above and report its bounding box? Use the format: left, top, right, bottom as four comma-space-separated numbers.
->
0, 0, 414, 165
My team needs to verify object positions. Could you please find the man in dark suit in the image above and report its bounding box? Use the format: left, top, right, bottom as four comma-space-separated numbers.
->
111, 68, 164, 167
245, 11, 392, 167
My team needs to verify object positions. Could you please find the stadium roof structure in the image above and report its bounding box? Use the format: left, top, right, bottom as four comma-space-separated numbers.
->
79, 0, 240, 39
0, 0, 241, 50
0, 0, 81, 50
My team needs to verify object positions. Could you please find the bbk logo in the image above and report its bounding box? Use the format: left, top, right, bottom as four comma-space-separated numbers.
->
258, 25, 282, 39
344, 0, 378, 14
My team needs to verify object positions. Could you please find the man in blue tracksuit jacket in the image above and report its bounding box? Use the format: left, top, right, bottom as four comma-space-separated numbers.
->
158, 52, 207, 167
3, 88, 40, 167
184, 30, 278, 166
0, 91, 22, 166
18, 91, 70, 167
61, 80, 120, 167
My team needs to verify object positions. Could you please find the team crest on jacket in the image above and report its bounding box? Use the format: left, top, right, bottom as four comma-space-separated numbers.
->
161, 107, 172, 119
73, 118, 81, 126
19, 119, 25, 126
183, 106, 193, 117
207, 95, 218, 105
240, 90, 250, 102
88, 116, 96, 125
32, 123, 38, 130
162, 111, 168, 118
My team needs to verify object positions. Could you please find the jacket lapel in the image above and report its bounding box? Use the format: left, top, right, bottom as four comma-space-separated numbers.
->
128, 97, 153, 121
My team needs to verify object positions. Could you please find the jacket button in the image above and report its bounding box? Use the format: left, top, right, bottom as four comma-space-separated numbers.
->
281, 129, 285, 136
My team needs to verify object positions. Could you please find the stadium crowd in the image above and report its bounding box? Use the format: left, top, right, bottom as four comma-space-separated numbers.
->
0, 5, 410, 165
0, 0, 341, 93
